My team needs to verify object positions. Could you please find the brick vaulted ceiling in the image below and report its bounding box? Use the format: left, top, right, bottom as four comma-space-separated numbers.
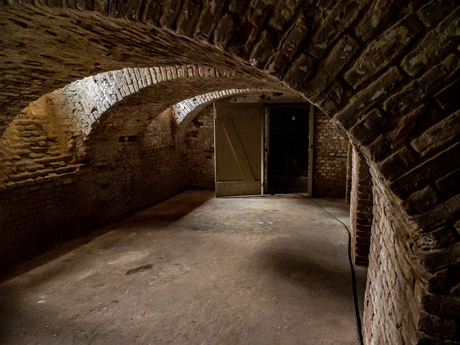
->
1, 1, 460, 343
1, 0, 460, 237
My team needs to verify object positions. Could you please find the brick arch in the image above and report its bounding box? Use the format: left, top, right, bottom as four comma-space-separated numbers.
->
0, 65, 283, 185
1, 1, 460, 343
172, 88, 279, 124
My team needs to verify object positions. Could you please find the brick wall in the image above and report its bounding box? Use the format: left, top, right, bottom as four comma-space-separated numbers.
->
183, 105, 215, 190
350, 146, 373, 265
313, 111, 348, 197
364, 161, 460, 344
0, 103, 191, 269
345, 142, 353, 204
364, 182, 421, 344
178, 104, 350, 196
363, 168, 425, 344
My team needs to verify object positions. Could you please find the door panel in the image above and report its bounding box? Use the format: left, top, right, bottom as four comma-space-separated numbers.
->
215, 103, 263, 197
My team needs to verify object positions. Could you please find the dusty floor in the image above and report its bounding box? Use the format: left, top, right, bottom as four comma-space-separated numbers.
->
0, 190, 367, 345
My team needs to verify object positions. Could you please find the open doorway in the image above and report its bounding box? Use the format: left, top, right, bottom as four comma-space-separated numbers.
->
213, 94, 312, 197
266, 104, 313, 195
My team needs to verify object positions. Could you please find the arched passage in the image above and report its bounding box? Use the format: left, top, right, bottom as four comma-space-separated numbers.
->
1, 1, 460, 343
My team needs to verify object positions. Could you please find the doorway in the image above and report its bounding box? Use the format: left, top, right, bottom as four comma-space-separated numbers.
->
266, 104, 312, 194
214, 100, 313, 197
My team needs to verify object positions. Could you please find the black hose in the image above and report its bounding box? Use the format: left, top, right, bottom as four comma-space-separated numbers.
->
302, 196, 364, 345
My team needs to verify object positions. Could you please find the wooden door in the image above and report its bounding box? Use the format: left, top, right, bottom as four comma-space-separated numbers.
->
214, 103, 263, 197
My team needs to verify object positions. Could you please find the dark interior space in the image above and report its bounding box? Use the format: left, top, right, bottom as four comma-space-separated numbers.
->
268, 105, 310, 194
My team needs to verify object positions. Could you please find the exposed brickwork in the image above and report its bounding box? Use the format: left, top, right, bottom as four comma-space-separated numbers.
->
364, 177, 423, 345
180, 103, 351, 196
0, 104, 189, 268
345, 142, 353, 204
313, 111, 348, 198
350, 147, 373, 266
183, 105, 215, 190
173, 88, 275, 123
1, 0, 460, 343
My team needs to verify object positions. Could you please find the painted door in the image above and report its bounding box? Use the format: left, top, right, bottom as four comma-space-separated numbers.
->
214, 103, 263, 197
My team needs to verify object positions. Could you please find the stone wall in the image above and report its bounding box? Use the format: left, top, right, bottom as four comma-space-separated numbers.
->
313, 111, 348, 197
350, 147, 373, 266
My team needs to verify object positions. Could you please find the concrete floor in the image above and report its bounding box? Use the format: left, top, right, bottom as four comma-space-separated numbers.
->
0, 190, 367, 345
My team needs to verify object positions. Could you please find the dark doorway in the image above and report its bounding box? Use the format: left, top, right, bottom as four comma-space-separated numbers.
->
267, 105, 310, 194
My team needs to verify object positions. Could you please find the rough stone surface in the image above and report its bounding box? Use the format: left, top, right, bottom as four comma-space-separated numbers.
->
309, 0, 366, 59
249, 30, 277, 69
414, 226, 457, 252
386, 105, 426, 151
378, 146, 418, 182
334, 67, 403, 130
302, 35, 358, 102
401, 7, 460, 77
417, 0, 457, 28
434, 77, 460, 111
402, 185, 440, 216
412, 194, 460, 232
268, 0, 302, 32
213, 14, 236, 49
345, 14, 423, 89
268, 15, 309, 77
411, 109, 460, 157
283, 53, 316, 91
176, 0, 202, 37
436, 168, 460, 197
355, 0, 399, 42
194, 0, 226, 40
390, 143, 460, 198
350, 109, 387, 146
316, 81, 345, 116
385, 54, 460, 116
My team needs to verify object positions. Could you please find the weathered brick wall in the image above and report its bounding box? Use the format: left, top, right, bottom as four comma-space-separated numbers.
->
0, 101, 191, 269
350, 147, 373, 266
180, 104, 351, 195
345, 142, 353, 204
0, 86, 277, 269
365, 162, 460, 344
183, 105, 215, 190
364, 178, 422, 344
313, 111, 348, 197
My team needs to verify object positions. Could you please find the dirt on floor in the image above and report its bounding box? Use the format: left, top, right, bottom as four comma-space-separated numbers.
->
0, 190, 367, 345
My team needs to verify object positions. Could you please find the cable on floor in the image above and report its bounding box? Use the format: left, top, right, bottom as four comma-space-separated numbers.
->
301, 195, 364, 345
